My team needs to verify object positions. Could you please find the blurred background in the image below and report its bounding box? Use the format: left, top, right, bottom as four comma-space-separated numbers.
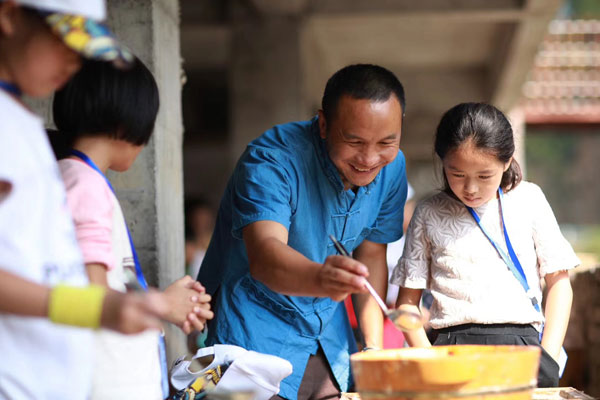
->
31, 0, 598, 394
180, 0, 600, 266
177, 0, 600, 393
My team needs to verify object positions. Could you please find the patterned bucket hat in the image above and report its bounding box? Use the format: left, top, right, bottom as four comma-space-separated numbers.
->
6, 0, 133, 68
44, 14, 134, 68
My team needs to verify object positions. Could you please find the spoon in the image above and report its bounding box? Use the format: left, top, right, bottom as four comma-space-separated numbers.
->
329, 235, 423, 332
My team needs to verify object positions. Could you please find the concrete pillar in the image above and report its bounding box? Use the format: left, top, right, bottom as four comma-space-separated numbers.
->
507, 106, 526, 179
229, 14, 305, 163
106, 0, 186, 362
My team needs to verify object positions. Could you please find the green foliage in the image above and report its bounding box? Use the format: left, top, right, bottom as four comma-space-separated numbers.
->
525, 132, 577, 217
578, 226, 600, 255
526, 130, 600, 260
569, 0, 600, 18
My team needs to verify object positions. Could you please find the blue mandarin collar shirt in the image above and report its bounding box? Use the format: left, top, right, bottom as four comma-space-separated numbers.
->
198, 117, 407, 400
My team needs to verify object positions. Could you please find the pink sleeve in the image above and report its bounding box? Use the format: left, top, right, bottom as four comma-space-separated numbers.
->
59, 160, 116, 271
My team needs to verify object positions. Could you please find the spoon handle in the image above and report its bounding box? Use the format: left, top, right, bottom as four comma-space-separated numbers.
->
362, 278, 390, 313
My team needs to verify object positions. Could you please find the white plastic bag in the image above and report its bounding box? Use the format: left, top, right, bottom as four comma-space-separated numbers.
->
171, 344, 248, 390
170, 344, 293, 400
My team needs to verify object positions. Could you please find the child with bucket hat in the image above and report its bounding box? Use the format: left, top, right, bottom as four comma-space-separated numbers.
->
0, 1, 169, 398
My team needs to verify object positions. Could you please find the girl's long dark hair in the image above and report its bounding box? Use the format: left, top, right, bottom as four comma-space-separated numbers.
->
434, 102, 522, 193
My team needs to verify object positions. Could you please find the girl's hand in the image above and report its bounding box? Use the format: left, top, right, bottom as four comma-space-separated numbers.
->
100, 289, 168, 334
163, 276, 214, 334
397, 287, 432, 347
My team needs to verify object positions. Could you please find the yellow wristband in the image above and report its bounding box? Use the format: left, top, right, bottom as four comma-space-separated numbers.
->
48, 284, 106, 329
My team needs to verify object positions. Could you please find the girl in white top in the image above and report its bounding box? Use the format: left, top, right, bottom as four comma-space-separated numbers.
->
50, 58, 214, 399
392, 102, 579, 387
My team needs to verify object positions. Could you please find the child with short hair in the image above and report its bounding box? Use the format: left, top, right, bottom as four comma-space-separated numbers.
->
51, 58, 213, 399
0, 0, 169, 398
393, 102, 579, 387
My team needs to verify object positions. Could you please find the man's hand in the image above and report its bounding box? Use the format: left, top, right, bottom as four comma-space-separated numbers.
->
319, 255, 369, 302
163, 276, 213, 334
244, 221, 370, 299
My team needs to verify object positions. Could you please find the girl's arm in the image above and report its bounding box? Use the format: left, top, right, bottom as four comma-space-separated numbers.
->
397, 287, 431, 347
541, 270, 572, 360
87, 262, 109, 286
86, 263, 213, 334
0, 269, 166, 333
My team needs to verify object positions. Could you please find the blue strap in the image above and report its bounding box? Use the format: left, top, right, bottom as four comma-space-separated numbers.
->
70, 149, 148, 291
0, 80, 22, 97
466, 188, 541, 312
70, 150, 170, 397
157, 335, 169, 397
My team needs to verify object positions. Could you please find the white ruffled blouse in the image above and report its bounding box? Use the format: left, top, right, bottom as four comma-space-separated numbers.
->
390, 181, 580, 330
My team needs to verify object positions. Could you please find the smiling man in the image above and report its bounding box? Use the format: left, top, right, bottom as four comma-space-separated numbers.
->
198, 64, 408, 400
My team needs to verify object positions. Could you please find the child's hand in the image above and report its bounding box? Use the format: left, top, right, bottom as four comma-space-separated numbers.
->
100, 289, 167, 334
163, 276, 213, 334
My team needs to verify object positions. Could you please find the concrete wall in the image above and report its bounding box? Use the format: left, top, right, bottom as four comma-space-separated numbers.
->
229, 14, 305, 161
106, 0, 187, 362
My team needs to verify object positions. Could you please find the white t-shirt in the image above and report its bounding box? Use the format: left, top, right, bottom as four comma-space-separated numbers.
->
60, 159, 162, 399
391, 181, 580, 330
385, 182, 413, 305
0, 91, 93, 399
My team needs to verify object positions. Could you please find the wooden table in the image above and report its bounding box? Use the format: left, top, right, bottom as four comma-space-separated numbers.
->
532, 388, 594, 400
342, 387, 593, 400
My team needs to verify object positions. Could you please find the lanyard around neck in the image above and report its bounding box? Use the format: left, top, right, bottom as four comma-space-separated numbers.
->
0, 81, 22, 97
70, 149, 149, 291
466, 188, 540, 312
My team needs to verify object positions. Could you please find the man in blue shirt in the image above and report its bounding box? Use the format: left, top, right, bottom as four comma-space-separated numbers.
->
198, 64, 408, 400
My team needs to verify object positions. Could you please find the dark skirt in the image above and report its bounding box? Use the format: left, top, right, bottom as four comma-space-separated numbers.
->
432, 323, 560, 388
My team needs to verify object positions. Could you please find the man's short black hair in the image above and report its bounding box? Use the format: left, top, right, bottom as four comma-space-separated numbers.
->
321, 64, 406, 123
53, 57, 159, 146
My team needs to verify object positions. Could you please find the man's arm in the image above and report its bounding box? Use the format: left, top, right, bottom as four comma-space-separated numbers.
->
352, 240, 387, 349
243, 220, 369, 300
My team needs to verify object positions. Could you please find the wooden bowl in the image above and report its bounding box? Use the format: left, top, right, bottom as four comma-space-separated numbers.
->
351, 345, 541, 400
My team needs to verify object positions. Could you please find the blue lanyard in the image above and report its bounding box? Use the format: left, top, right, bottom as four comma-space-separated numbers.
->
466, 188, 541, 313
70, 149, 169, 398
0, 81, 22, 97
70, 149, 148, 291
